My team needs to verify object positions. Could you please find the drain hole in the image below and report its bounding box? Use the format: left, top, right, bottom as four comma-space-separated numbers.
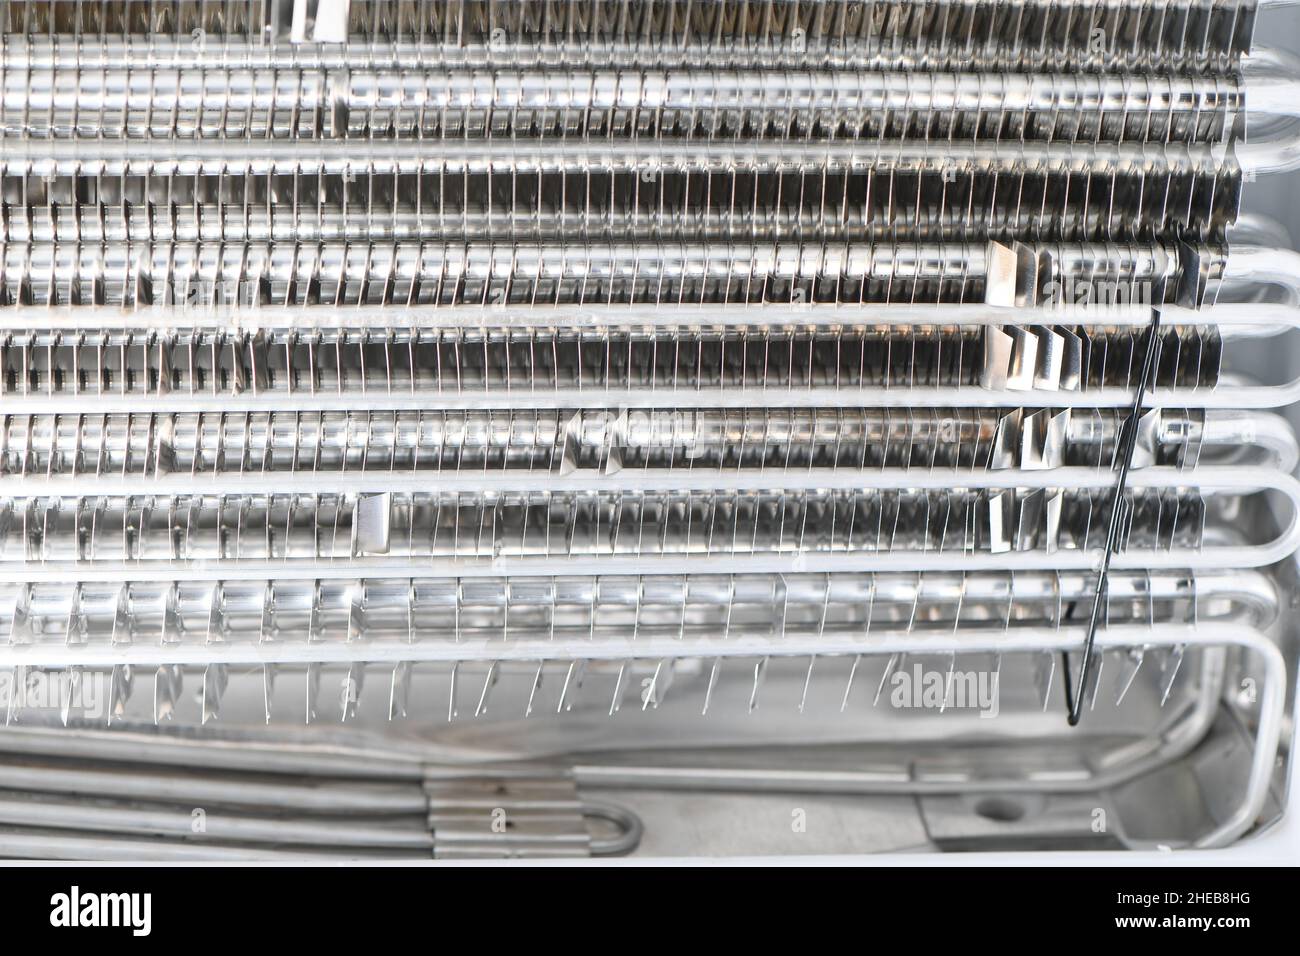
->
973, 796, 1026, 823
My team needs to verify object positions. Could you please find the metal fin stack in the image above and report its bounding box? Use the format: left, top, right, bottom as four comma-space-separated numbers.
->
0, 0, 1297, 859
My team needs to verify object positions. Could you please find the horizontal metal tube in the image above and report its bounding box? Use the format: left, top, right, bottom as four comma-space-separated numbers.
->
0, 483, 1212, 563
0, 0, 1260, 71
0, 64, 1244, 141
0, 38, 1240, 74
0, 794, 433, 849
0, 463, 1284, 576
0, 134, 1247, 177
0, 830, 349, 861
0, 760, 427, 813
0, 318, 1216, 408
0, 238, 1181, 306
0, 407, 1235, 478
2, 201, 1206, 245
0, 569, 1277, 644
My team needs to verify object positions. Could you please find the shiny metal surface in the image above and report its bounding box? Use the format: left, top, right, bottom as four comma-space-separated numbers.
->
0, 0, 1294, 861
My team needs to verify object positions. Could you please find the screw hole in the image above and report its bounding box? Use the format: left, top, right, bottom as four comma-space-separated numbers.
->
973, 796, 1026, 823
